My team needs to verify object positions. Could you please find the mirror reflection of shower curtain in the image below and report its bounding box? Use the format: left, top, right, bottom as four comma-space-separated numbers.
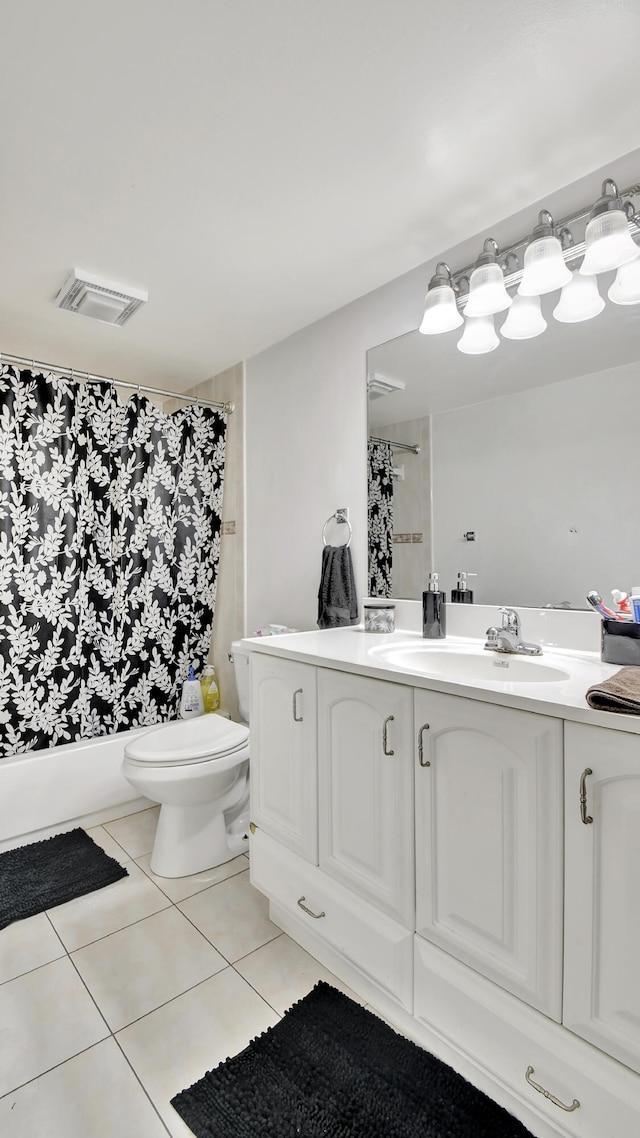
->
367, 439, 393, 596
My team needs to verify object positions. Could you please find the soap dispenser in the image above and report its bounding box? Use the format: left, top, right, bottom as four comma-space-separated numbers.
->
451, 572, 476, 604
422, 572, 446, 639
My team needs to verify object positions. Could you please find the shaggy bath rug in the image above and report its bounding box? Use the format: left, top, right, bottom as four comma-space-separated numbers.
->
0, 828, 128, 930
171, 980, 534, 1137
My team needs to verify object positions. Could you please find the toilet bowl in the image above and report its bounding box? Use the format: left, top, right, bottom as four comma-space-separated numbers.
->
122, 714, 250, 878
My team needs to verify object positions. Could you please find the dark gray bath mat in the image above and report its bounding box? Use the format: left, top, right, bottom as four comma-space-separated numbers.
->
0, 828, 128, 930
171, 980, 534, 1138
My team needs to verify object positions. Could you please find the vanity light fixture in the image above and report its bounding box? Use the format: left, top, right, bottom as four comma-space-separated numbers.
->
608, 257, 640, 305
580, 180, 640, 276
518, 211, 573, 296
500, 294, 547, 339
416, 173, 640, 354
457, 314, 499, 354
418, 262, 464, 334
553, 271, 605, 323
463, 239, 513, 317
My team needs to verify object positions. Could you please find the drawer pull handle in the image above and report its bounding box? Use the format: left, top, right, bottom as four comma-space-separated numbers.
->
382, 715, 395, 756
525, 1067, 580, 1113
579, 767, 593, 825
418, 723, 431, 767
297, 896, 325, 919
292, 688, 303, 722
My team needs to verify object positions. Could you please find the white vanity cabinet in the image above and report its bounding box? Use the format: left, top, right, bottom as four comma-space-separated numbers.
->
563, 721, 640, 1075
248, 640, 640, 1138
317, 670, 414, 927
250, 654, 318, 863
414, 690, 564, 1019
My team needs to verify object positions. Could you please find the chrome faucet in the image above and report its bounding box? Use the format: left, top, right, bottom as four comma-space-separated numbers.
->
484, 607, 542, 656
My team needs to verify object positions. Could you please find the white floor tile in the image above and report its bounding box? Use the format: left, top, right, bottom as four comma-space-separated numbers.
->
0, 957, 108, 1096
0, 913, 65, 985
85, 824, 130, 865
71, 907, 227, 1032
103, 807, 160, 859
234, 932, 360, 1015
0, 1038, 168, 1137
47, 859, 171, 952
177, 870, 280, 962
117, 968, 279, 1137
135, 852, 248, 903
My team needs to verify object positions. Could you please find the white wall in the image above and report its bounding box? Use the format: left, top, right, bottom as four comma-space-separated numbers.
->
431, 362, 640, 610
244, 150, 640, 633
245, 264, 425, 632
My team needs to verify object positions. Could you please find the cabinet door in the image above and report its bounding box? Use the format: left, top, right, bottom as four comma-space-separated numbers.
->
564, 722, 640, 1074
414, 689, 563, 1019
318, 670, 414, 928
250, 654, 317, 863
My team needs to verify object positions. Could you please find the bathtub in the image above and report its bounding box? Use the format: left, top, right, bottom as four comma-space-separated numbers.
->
0, 727, 153, 849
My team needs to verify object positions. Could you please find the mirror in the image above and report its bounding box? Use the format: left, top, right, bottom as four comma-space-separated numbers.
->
367, 286, 640, 610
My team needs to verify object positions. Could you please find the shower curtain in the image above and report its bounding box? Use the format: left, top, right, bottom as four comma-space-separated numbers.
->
0, 365, 227, 757
367, 438, 393, 597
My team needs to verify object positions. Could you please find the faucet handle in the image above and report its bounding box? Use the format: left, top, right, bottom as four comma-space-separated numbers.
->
499, 607, 520, 634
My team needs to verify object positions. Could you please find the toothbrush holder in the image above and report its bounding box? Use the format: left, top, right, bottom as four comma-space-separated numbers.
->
601, 619, 640, 666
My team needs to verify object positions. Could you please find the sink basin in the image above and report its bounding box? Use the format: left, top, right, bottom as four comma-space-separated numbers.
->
369, 644, 571, 684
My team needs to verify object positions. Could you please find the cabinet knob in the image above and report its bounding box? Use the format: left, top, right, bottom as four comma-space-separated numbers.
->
418, 723, 431, 767
292, 688, 303, 722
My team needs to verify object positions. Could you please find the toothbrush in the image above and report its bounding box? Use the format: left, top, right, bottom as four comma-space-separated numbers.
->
586, 591, 624, 619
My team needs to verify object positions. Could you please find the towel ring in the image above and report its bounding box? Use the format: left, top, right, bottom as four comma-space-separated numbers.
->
322, 512, 352, 548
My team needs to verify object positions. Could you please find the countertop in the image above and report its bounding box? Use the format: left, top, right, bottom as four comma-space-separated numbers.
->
242, 626, 640, 736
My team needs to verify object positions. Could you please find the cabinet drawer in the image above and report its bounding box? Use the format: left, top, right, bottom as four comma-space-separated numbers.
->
414, 935, 640, 1138
251, 828, 413, 1011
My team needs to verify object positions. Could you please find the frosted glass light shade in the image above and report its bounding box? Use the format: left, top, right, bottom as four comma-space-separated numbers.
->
464, 262, 513, 317
580, 209, 639, 275
608, 258, 640, 305
418, 285, 464, 334
500, 294, 547, 340
553, 271, 604, 323
457, 314, 499, 355
518, 236, 572, 296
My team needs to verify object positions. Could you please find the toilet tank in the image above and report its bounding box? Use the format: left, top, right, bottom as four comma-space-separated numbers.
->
230, 640, 250, 724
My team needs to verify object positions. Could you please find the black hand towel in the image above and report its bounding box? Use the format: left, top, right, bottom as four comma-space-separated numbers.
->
317, 545, 358, 629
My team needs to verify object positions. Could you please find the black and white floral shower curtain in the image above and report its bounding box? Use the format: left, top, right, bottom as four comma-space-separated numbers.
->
367, 438, 393, 597
0, 366, 226, 757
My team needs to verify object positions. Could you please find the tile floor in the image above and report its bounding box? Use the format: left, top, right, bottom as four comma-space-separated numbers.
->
0, 806, 359, 1137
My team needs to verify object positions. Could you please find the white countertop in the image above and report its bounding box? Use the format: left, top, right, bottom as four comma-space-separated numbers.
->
243, 625, 640, 736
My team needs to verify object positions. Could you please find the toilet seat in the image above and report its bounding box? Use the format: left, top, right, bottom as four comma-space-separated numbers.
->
124, 715, 250, 767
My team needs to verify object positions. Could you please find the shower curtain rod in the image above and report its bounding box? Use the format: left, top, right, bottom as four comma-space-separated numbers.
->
0, 352, 234, 413
369, 434, 420, 455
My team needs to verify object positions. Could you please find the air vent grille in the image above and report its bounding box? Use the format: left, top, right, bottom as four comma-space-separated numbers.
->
55, 270, 148, 326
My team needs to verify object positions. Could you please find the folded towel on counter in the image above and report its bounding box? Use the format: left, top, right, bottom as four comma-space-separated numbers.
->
317, 544, 358, 629
586, 666, 640, 714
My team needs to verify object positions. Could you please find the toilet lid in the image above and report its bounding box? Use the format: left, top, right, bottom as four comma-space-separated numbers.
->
124, 715, 250, 765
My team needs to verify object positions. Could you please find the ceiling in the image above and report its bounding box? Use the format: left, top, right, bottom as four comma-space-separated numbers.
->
2, 0, 640, 391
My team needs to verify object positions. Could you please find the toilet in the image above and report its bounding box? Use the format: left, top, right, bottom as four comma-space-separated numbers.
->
122, 640, 251, 878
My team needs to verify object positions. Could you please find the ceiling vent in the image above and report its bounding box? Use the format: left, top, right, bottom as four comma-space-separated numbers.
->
55, 270, 148, 326
367, 372, 406, 400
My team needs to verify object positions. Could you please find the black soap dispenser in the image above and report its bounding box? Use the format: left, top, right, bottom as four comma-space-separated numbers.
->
422, 572, 446, 639
451, 571, 475, 604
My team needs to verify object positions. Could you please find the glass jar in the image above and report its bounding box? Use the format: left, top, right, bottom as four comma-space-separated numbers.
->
363, 601, 396, 633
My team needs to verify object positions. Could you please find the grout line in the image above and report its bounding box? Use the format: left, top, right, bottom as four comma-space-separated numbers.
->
110, 1036, 174, 1136
112, 962, 234, 1035
0, 1038, 111, 1102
